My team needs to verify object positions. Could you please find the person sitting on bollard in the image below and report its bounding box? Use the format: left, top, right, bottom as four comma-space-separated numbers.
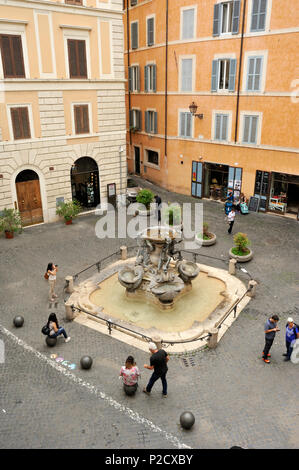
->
47, 312, 71, 343
119, 356, 140, 395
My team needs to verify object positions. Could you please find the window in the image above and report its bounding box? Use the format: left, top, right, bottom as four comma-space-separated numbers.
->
145, 110, 157, 134
147, 17, 154, 46
67, 39, 87, 78
131, 22, 138, 50
144, 64, 156, 92
146, 150, 159, 166
74, 104, 89, 134
181, 58, 193, 92
179, 112, 192, 138
129, 109, 141, 130
0, 34, 25, 78
128, 65, 140, 92
211, 58, 237, 92
214, 114, 229, 141
246, 56, 263, 91
242, 115, 259, 144
130, 0, 137, 5
182, 8, 195, 40
213, 1, 240, 36
251, 0, 267, 32
10, 107, 31, 140
65, 0, 83, 4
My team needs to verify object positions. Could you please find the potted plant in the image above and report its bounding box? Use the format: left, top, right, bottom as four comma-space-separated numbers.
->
229, 232, 253, 262
196, 222, 217, 246
0, 208, 22, 239
56, 200, 81, 225
136, 189, 155, 216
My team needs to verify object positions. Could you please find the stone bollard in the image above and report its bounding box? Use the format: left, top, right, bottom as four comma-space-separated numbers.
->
65, 300, 75, 321
152, 335, 162, 350
228, 258, 237, 275
65, 275, 74, 294
207, 328, 219, 349
120, 245, 127, 260
247, 280, 258, 298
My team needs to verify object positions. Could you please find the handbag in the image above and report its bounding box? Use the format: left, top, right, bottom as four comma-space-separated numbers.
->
44, 272, 49, 280
41, 324, 50, 336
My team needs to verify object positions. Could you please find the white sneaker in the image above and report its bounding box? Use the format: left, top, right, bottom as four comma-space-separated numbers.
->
65, 337, 71, 343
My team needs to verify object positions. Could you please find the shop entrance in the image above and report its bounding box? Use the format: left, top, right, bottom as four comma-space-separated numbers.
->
15, 169, 43, 226
269, 172, 299, 214
203, 163, 229, 200
71, 157, 100, 210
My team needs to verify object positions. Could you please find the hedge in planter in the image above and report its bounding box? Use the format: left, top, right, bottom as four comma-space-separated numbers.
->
231, 232, 251, 257
0, 208, 23, 238
56, 200, 81, 224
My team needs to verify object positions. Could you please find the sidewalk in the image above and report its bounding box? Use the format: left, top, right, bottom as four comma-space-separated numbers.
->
0, 178, 299, 449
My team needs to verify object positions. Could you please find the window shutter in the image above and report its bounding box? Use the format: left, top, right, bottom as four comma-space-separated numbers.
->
232, 1, 241, 34
131, 22, 138, 49
137, 66, 140, 92
68, 39, 77, 77
251, 0, 267, 31
145, 111, 148, 132
0, 35, 25, 78
20, 107, 31, 138
136, 110, 141, 130
213, 4, 221, 36
250, 116, 258, 143
144, 65, 148, 92
152, 65, 156, 92
11, 108, 22, 139
215, 114, 221, 140
186, 113, 191, 137
258, 0, 267, 30
181, 58, 192, 92
128, 66, 133, 92
0, 35, 14, 77
147, 17, 154, 46
211, 59, 219, 92
247, 57, 255, 90
254, 57, 262, 91
11, 107, 30, 139
243, 116, 250, 142
228, 58, 237, 91
179, 113, 185, 136
222, 115, 228, 140
129, 109, 133, 127
154, 112, 157, 134
182, 8, 195, 40
78, 40, 87, 78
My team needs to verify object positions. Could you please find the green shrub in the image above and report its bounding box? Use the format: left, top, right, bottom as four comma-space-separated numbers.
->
0, 208, 22, 233
233, 232, 250, 255
56, 200, 81, 221
136, 189, 154, 209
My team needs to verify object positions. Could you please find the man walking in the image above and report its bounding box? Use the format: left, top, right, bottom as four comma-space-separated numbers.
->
154, 194, 162, 224
143, 342, 169, 397
283, 317, 299, 362
262, 314, 280, 363
227, 206, 236, 234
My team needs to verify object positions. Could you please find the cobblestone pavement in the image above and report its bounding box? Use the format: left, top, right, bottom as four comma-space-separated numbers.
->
0, 176, 299, 449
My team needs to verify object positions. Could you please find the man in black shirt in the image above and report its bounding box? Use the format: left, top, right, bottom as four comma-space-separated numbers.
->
143, 342, 169, 397
154, 195, 162, 224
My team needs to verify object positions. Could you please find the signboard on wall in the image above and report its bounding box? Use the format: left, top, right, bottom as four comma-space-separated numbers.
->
248, 196, 259, 212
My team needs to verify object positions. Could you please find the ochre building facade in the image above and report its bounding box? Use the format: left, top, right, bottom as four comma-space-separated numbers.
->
0, 0, 126, 225
124, 0, 299, 216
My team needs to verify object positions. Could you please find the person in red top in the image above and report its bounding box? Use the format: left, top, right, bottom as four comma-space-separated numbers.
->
120, 356, 140, 395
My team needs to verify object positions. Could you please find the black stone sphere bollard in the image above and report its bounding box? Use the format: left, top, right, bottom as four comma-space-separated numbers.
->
180, 411, 195, 430
13, 316, 24, 328
80, 356, 93, 370
46, 336, 57, 347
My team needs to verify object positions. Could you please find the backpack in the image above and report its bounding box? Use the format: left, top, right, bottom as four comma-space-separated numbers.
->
41, 324, 50, 336
286, 323, 299, 338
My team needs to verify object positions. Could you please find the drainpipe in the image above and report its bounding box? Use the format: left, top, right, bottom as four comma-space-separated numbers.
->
126, 0, 132, 146
234, 0, 246, 143
164, 0, 169, 185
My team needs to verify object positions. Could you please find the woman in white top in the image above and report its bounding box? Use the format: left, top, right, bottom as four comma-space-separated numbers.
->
47, 262, 58, 301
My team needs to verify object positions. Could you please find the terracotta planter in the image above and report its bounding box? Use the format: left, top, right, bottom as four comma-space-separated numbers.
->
65, 219, 72, 225
195, 232, 217, 246
4, 230, 14, 239
229, 247, 253, 262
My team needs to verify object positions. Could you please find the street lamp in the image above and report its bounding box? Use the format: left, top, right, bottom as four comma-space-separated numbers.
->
189, 101, 203, 119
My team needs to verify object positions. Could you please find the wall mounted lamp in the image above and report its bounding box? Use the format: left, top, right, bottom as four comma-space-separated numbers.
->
189, 101, 203, 119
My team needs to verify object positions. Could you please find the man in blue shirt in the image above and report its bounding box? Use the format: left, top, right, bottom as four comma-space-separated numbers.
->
262, 315, 280, 363
283, 317, 299, 362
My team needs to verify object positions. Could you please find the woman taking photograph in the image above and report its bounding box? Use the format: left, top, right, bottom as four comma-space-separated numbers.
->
47, 312, 70, 343
47, 262, 58, 302
119, 356, 140, 396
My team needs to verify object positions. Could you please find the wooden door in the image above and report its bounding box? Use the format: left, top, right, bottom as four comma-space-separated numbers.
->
16, 180, 43, 226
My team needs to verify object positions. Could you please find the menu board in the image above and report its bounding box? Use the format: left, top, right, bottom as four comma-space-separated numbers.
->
248, 196, 259, 212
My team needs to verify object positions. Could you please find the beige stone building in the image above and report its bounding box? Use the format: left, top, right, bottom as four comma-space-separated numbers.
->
0, 0, 126, 225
